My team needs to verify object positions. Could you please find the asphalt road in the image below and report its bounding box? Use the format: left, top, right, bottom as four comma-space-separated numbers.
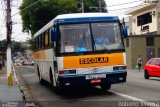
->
16, 67, 160, 107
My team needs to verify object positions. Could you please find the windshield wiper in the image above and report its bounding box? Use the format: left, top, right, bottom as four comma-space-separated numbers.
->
93, 38, 110, 53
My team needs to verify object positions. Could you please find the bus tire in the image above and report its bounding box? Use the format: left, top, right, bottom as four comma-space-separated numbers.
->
37, 65, 45, 84
54, 84, 62, 94
100, 83, 111, 91
49, 67, 54, 87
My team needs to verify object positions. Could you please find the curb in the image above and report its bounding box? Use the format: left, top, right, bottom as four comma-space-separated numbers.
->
13, 66, 37, 107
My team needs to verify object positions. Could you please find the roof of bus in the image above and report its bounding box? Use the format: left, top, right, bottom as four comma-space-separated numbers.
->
34, 13, 120, 38
56, 13, 118, 19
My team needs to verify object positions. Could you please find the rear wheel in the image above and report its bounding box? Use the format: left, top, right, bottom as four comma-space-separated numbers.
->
144, 70, 149, 79
50, 68, 61, 93
37, 66, 45, 84
49, 68, 54, 87
100, 83, 111, 91
54, 83, 63, 94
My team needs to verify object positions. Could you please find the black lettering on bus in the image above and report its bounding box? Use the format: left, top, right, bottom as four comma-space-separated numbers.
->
79, 57, 109, 64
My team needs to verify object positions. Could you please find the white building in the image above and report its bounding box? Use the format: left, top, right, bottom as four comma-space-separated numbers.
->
123, 3, 160, 69
125, 3, 160, 35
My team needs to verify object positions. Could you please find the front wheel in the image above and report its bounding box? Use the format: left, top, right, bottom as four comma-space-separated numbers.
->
37, 66, 45, 84
144, 71, 149, 79
100, 84, 111, 91
53, 82, 63, 94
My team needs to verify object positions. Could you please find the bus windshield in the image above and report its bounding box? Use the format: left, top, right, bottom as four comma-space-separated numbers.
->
59, 22, 124, 54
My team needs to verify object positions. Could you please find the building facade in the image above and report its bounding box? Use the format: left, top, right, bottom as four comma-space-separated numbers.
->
125, 3, 160, 69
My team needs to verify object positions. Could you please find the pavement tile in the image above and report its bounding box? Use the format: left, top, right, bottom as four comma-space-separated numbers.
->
0, 70, 25, 107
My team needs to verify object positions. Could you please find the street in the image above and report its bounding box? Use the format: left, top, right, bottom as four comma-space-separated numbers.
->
16, 66, 160, 107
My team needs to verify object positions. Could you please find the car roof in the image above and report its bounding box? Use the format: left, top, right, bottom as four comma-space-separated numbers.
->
149, 58, 160, 62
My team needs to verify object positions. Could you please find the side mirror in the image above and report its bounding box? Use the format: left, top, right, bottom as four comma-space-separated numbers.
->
123, 27, 128, 38
51, 27, 57, 42
121, 18, 128, 38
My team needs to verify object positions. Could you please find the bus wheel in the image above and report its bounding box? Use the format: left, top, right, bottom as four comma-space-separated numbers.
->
50, 68, 54, 86
37, 66, 45, 84
100, 83, 111, 91
53, 83, 62, 94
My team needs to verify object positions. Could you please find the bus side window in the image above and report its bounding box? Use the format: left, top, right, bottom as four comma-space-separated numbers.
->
49, 28, 53, 47
45, 30, 49, 48
33, 39, 36, 50
48, 30, 50, 47
42, 33, 45, 49
39, 35, 41, 49
36, 37, 38, 50
37, 37, 39, 50
35, 38, 36, 50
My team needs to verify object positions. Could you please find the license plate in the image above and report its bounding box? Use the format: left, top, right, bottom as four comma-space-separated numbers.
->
86, 74, 106, 80
90, 79, 101, 84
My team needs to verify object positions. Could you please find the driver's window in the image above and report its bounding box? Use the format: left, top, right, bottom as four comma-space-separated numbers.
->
155, 59, 160, 65
149, 58, 156, 65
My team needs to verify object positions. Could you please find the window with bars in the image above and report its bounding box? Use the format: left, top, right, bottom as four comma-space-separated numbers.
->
146, 36, 154, 46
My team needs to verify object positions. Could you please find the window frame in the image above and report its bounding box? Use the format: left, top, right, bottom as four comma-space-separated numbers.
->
57, 21, 125, 56
137, 12, 152, 26
149, 58, 156, 65
146, 36, 154, 46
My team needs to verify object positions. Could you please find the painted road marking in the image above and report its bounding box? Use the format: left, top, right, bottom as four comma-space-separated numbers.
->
109, 90, 144, 101
23, 74, 37, 77
108, 90, 160, 107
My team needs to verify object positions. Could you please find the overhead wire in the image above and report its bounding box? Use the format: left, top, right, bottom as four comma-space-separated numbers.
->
108, 3, 148, 11
11, 0, 145, 17
12, 0, 42, 17
107, 0, 144, 7
0, 0, 148, 32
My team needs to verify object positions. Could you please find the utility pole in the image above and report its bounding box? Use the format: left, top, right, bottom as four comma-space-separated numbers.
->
78, 0, 84, 13
90, 0, 105, 12
6, 0, 13, 85
99, 0, 102, 12
81, 0, 84, 13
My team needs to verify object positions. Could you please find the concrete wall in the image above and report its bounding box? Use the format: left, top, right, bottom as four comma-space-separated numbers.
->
124, 35, 160, 69
155, 36, 160, 56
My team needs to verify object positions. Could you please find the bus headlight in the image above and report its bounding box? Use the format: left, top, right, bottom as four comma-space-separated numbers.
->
113, 66, 126, 71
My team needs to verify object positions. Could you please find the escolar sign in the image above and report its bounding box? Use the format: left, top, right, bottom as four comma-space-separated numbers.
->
79, 57, 109, 64
63, 53, 124, 68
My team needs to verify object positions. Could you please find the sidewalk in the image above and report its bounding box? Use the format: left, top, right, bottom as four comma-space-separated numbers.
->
0, 67, 25, 107
127, 69, 144, 78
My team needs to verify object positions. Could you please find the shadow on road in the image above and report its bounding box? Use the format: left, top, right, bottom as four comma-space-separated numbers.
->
149, 78, 160, 81
41, 81, 113, 100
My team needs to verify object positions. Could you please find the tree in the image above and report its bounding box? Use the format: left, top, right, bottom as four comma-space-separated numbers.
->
20, 0, 107, 37
78, 0, 107, 12
12, 41, 27, 53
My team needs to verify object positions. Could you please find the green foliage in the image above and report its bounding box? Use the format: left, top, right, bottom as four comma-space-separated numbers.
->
12, 41, 27, 53
20, 0, 107, 37
0, 40, 7, 52
83, 0, 107, 12
0, 40, 27, 53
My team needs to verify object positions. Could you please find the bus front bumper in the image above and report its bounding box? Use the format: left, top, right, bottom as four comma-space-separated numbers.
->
57, 71, 127, 88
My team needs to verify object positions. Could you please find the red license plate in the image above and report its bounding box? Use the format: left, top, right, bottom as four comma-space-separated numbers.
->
90, 79, 101, 84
